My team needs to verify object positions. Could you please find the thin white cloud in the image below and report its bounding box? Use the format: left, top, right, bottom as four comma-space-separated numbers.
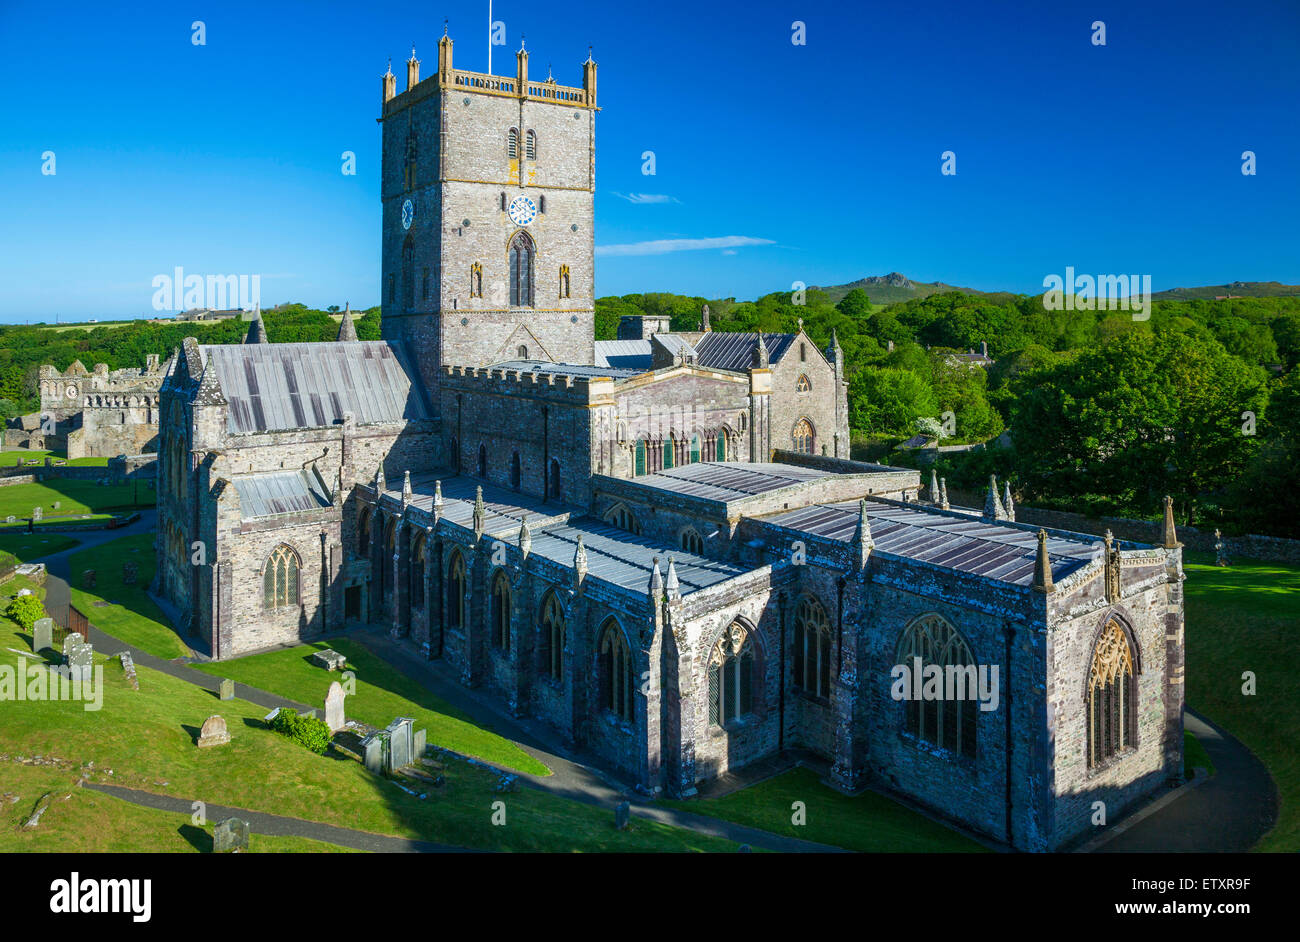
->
596, 236, 775, 257
610, 192, 681, 204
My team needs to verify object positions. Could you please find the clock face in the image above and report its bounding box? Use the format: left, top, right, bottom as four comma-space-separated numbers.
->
64, 385, 77, 399
401, 198, 414, 230
508, 196, 537, 226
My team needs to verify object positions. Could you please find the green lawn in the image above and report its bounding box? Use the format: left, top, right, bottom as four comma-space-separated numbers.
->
0, 449, 110, 467
0, 480, 153, 519
0, 764, 362, 853
193, 637, 551, 778
1183, 551, 1300, 851
0, 619, 736, 853
661, 766, 986, 852
0, 532, 80, 562
68, 532, 191, 660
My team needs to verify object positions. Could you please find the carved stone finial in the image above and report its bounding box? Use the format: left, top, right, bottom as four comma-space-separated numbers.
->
1032, 530, 1054, 593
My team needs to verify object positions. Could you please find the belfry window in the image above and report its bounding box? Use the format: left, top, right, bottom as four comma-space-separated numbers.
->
509, 231, 535, 307
525, 130, 537, 160
508, 128, 518, 160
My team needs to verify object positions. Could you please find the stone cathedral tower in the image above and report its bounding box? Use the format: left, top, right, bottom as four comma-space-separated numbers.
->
379, 30, 598, 399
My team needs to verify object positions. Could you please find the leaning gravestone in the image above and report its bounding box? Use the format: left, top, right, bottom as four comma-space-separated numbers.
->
81, 570, 96, 589
324, 681, 345, 733
31, 507, 42, 522
218, 678, 235, 701
213, 817, 249, 853
32, 617, 54, 655
386, 717, 414, 770
310, 649, 346, 671
197, 715, 231, 748
62, 632, 84, 662
116, 651, 139, 691
121, 561, 138, 586
66, 644, 94, 683
615, 801, 631, 831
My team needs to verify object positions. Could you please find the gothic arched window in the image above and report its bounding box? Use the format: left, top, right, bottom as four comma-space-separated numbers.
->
680, 527, 704, 555
357, 507, 371, 557
604, 503, 640, 535
793, 596, 832, 698
716, 429, 728, 462
1088, 619, 1138, 768
525, 129, 536, 160
446, 550, 466, 631
559, 264, 570, 299
508, 231, 535, 307
517, 345, 528, 360
896, 614, 977, 759
410, 532, 426, 610
796, 374, 812, 392
599, 620, 635, 722
478, 443, 488, 479
634, 440, 647, 476
490, 570, 511, 651
709, 622, 755, 727
470, 262, 483, 298
539, 591, 565, 682
549, 458, 562, 501
792, 418, 815, 454
262, 544, 301, 611
507, 127, 518, 160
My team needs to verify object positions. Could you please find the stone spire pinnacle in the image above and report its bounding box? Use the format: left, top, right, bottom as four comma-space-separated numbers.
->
930, 468, 941, 505
1003, 481, 1015, 522
473, 486, 485, 539
401, 470, 412, 507
939, 477, 950, 510
1032, 529, 1054, 593
518, 514, 531, 559
984, 475, 1008, 521
753, 333, 769, 368
574, 535, 588, 583
665, 556, 681, 600
1162, 495, 1180, 548
701, 303, 711, 332
648, 556, 663, 598
337, 308, 357, 342
375, 466, 385, 493
853, 498, 873, 568
432, 479, 443, 522
245, 309, 267, 344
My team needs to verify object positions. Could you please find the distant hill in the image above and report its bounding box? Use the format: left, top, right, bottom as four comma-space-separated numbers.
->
812, 272, 1010, 306
1152, 281, 1300, 301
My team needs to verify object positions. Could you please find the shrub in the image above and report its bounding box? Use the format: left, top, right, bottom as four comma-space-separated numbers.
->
5, 595, 45, 632
269, 708, 332, 755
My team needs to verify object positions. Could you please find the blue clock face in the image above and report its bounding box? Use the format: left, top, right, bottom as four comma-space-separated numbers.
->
508, 196, 537, 226
401, 199, 414, 230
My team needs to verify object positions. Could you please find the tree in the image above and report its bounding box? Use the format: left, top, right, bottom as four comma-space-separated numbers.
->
850, 367, 939, 435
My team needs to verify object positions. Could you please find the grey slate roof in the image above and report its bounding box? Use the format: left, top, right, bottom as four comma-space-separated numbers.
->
694, 332, 797, 372
593, 340, 652, 370
231, 468, 332, 519
765, 500, 1099, 586
489, 360, 640, 380
628, 462, 830, 502
200, 341, 431, 433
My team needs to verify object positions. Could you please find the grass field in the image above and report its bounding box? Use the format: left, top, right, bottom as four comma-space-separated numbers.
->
662, 766, 987, 853
192, 638, 551, 777
0, 532, 80, 562
1183, 551, 1299, 851
0, 449, 110, 468
68, 533, 191, 660
0, 480, 153, 519
0, 619, 736, 853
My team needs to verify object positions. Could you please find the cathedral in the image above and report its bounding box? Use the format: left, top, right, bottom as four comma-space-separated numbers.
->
154, 30, 1186, 851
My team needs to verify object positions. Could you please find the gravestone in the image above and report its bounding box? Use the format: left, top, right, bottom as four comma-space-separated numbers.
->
197, 715, 231, 748
31, 507, 41, 521
81, 570, 96, 589
62, 632, 84, 662
213, 817, 249, 853
324, 681, 345, 733
360, 732, 387, 773
116, 651, 139, 691
263, 707, 283, 724
413, 727, 426, 760
615, 801, 631, 831
218, 678, 235, 701
121, 561, 138, 586
32, 617, 53, 654
66, 644, 94, 683
4, 516, 14, 524
52, 501, 60, 510
310, 649, 346, 671
386, 717, 414, 770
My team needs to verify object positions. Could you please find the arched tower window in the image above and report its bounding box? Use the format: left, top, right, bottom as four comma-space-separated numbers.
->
1088, 619, 1138, 768
599, 620, 635, 722
470, 262, 483, 298
262, 544, 301, 611
792, 418, 815, 454
507, 128, 518, 160
525, 129, 537, 160
709, 622, 755, 727
517, 345, 528, 360
793, 596, 832, 698
446, 550, 466, 631
401, 235, 415, 312
404, 133, 418, 190
896, 614, 977, 759
549, 458, 562, 501
490, 570, 512, 651
539, 591, 565, 682
559, 264, 571, 299
357, 507, 371, 557
478, 443, 488, 479
508, 231, 535, 307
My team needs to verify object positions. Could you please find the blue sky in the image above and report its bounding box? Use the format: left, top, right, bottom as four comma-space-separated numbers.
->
0, 0, 1297, 321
